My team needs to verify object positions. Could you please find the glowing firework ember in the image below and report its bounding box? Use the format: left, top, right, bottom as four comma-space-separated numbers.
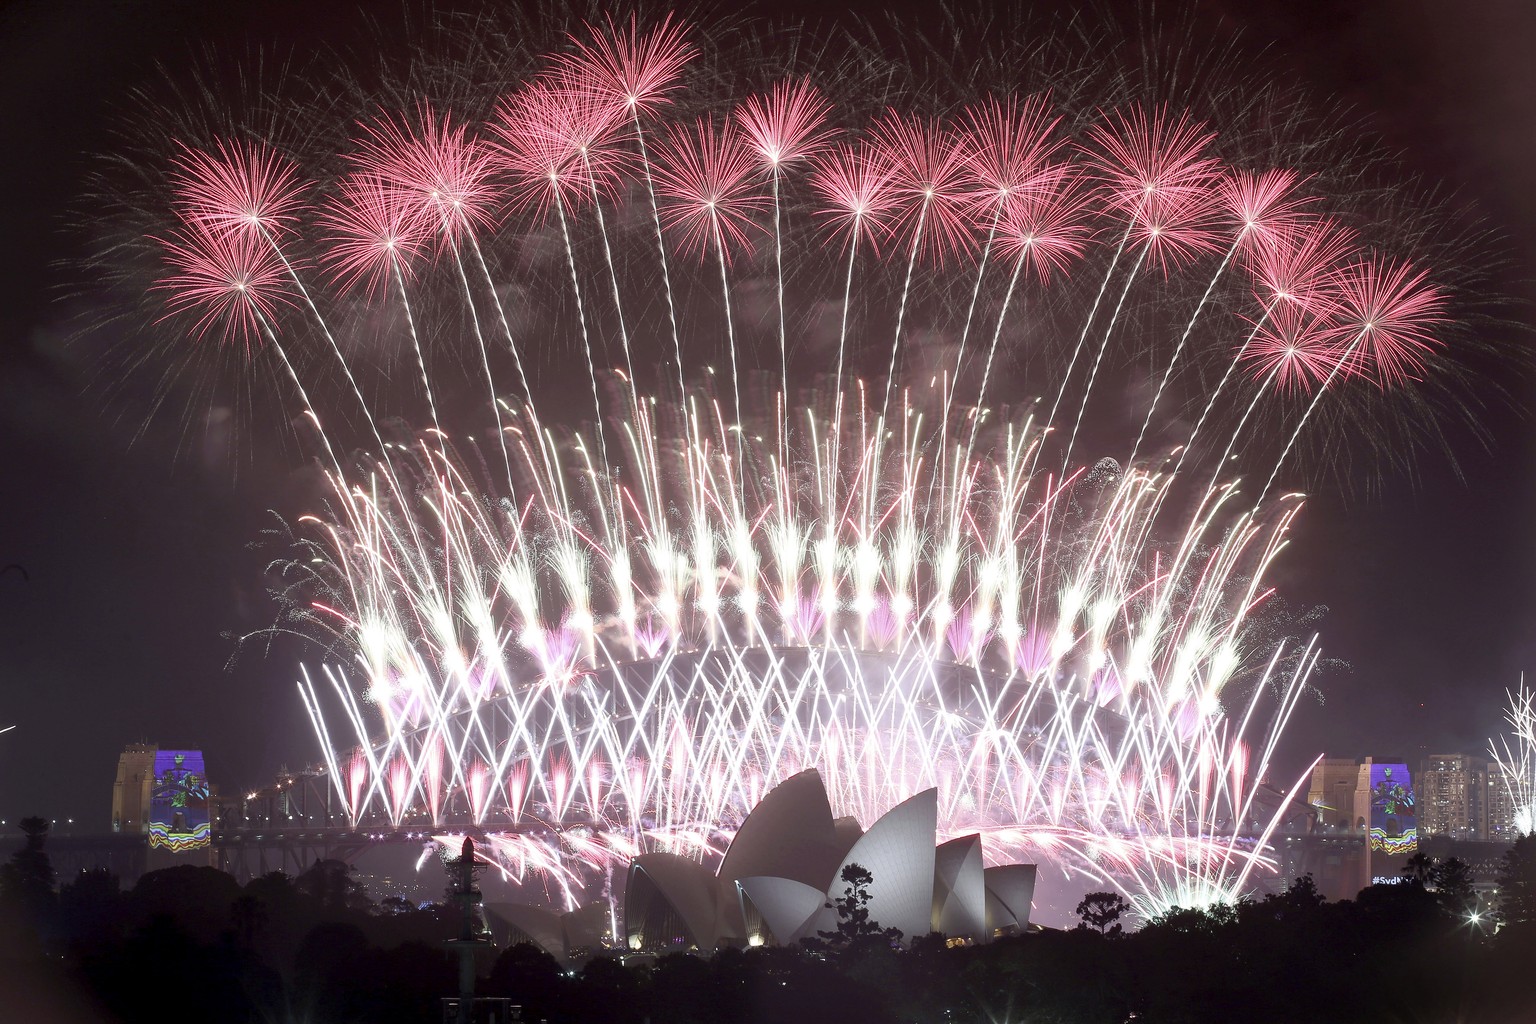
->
134, 14, 1453, 922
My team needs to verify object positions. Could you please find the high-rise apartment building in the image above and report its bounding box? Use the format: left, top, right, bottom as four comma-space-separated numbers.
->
1485, 761, 1522, 841
1417, 753, 1488, 841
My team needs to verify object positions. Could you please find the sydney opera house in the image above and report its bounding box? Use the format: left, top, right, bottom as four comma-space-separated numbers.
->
487, 769, 1037, 958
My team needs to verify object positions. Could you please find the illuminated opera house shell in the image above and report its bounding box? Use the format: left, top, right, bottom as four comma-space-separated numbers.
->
624, 769, 1038, 952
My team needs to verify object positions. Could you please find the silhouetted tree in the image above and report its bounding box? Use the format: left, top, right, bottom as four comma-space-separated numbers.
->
1402, 850, 1435, 886
295, 858, 374, 915
292, 921, 373, 1022
571, 956, 643, 1024
372, 940, 457, 1024
58, 868, 122, 948
815, 863, 903, 951
1497, 833, 1536, 930
0, 816, 57, 953
127, 864, 240, 943
378, 894, 414, 915
746, 943, 898, 1024
1430, 857, 1477, 918
486, 942, 567, 1023
1268, 872, 1326, 917
649, 953, 717, 1024
1075, 891, 1131, 936
231, 892, 267, 949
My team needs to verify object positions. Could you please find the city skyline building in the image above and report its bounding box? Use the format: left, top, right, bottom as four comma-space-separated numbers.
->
1484, 761, 1521, 841
1410, 752, 1524, 842
1418, 753, 1490, 841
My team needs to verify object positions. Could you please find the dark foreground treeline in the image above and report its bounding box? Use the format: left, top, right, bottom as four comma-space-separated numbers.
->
5, 823, 1536, 1023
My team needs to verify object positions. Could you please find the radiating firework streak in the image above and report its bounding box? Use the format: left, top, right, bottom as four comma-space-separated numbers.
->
1490, 682, 1536, 837
141, 14, 1452, 917
281, 389, 1312, 914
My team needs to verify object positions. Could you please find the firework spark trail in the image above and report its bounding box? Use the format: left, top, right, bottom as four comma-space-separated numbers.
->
142, 26, 1456, 921
1054, 106, 1223, 469
579, 152, 638, 407
737, 78, 835, 414
1131, 169, 1317, 463
389, 258, 441, 438
172, 142, 396, 455
632, 111, 687, 400
318, 169, 439, 428
1036, 224, 1130, 482
558, 14, 696, 402
883, 199, 929, 422
1256, 258, 1447, 506
873, 112, 971, 423
550, 192, 611, 473
1131, 236, 1239, 464
947, 95, 1063, 425
1173, 219, 1359, 480
286, 394, 1310, 907
809, 144, 889, 388
356, 104, 524, 486
966, 162, 1092, 462
1490, 681, 1536, 836
466, 233, 535, 406
653, 114, 768, 476
154, 225, 351, 478
1172, 304, 1273, 482
491, 81, 621, 472
950, 200, 1003, 415
1062, 243, 1149, 473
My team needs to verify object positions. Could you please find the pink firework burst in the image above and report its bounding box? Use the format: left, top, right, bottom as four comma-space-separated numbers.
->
154, 225, 296, 350
1327, 257, 1448, 387
651, 115, 767, 261
1083, 105, 1222, 220
994, 163, 1094, 282
491, 82, 630, 220
806, 142, 899, 254
960, 94, 1064, 217
1129, 185, 1224, 275
554, 13, 695, 118
1241, 301, 1342, 394
1218, 168, 1316, 258
353, 103, 504, 245
319, 172, 431, 297
1083, 104, 1224, 270
169, 139, 308, 242
1248, 218, 1358, 316
870, 111, 976, 264
734, 78, 836, 171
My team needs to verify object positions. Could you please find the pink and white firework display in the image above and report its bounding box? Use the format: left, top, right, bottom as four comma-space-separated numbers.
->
141, 14, 1450, 921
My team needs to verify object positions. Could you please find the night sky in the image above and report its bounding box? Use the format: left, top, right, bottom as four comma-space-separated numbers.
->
1, 0, 1533, 827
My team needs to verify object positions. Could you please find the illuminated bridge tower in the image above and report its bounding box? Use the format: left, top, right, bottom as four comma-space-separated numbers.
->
111, 743, 156, 835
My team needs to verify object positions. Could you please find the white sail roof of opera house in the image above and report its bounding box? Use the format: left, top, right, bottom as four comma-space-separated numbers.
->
825, 787, 939, 942
736, 875, 830, 946
716, 768, 843, 890
983, 863, 1038, 935
622, 768, 1039, 953
933, 833, 987, 943
483, 903, 566, 960
483, 900, 613, 962
625, 853, 722, 952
